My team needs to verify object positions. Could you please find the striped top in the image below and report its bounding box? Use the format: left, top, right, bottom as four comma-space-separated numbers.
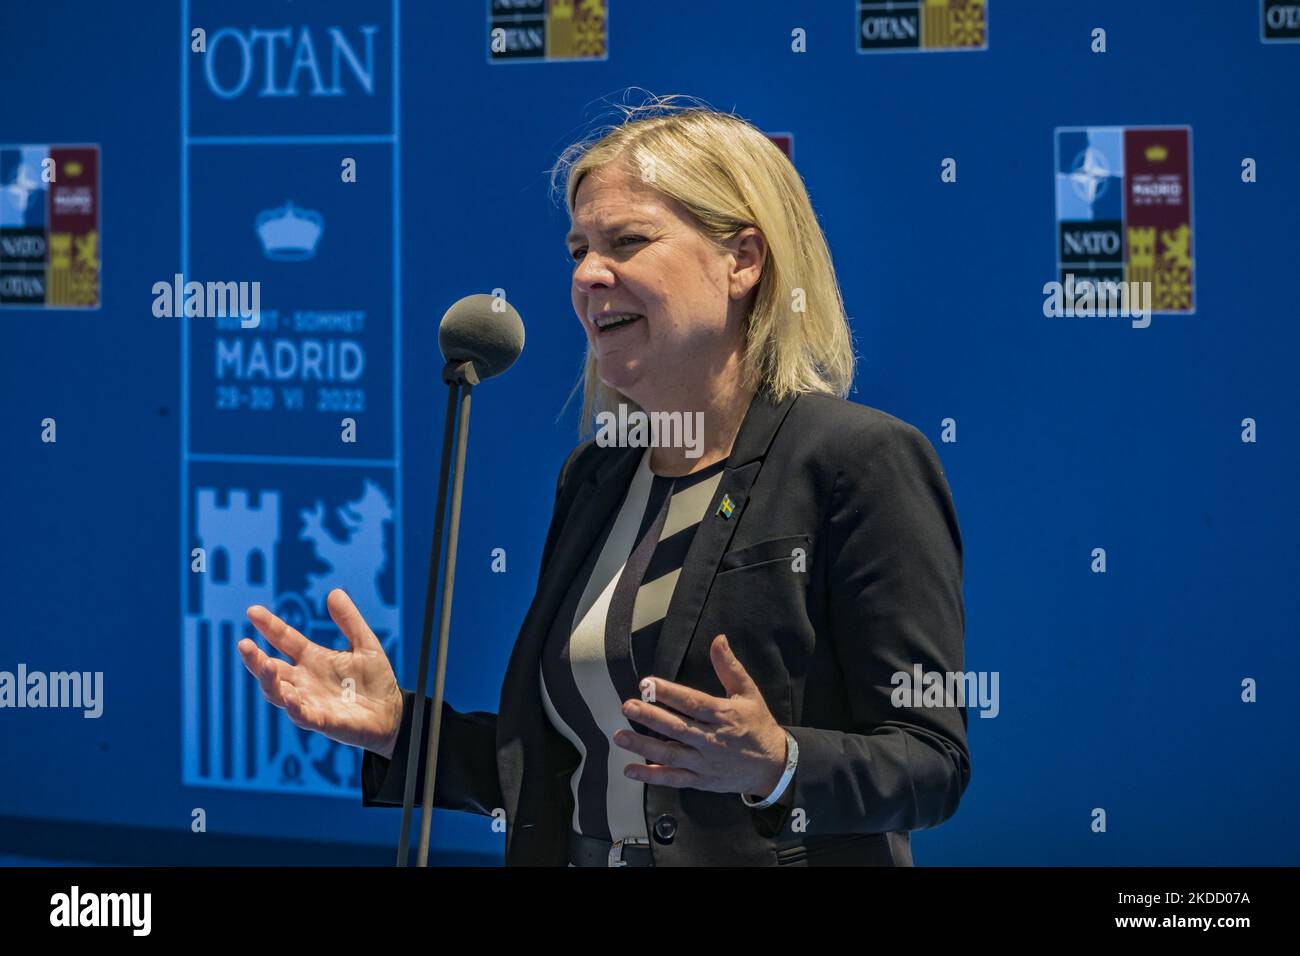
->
539, 448, 727, 842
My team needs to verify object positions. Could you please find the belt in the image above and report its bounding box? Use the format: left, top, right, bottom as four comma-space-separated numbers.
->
568, 831, 655, 867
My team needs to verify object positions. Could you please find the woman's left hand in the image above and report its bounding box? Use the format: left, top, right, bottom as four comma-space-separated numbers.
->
613, 633, 789, 798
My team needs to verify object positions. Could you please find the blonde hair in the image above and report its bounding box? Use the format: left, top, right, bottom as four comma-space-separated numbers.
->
550, 92, 855, 433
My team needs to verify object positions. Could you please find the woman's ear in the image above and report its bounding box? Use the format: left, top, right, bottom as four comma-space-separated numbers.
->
728, 227, 767, 301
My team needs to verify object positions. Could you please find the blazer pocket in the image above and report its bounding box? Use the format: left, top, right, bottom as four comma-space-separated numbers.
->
718, 534, 812, 574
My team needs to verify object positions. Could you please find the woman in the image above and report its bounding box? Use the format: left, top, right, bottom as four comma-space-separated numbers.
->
238, 96, 970, 866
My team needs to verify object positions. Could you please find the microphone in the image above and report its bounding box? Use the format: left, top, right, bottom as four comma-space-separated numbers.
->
438, 293, 525, 381
398, 293, 525, 867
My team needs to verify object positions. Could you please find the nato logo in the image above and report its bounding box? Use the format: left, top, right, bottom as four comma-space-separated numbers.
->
256, 200, 324, 261
488, 0, 608, 62
857, 0, 987, 53
0, 147, 48, 228
1054, 126, 1195, 313
1067, 146, 1112, 205
1056, 129, 1124, 222
1054, 129, 1125, 282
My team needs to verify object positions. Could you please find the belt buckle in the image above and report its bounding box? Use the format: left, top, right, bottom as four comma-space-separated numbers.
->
608, 837, 649, 867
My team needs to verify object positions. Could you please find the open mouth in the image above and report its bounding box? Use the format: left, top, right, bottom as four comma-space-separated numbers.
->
594, 312, 644, 333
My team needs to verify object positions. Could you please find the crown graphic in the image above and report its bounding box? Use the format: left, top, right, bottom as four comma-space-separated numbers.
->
1144, 144, 1168, 162
256, 200, 324, 261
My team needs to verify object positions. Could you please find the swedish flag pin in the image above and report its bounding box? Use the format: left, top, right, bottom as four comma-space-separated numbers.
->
716, 493, 736, 519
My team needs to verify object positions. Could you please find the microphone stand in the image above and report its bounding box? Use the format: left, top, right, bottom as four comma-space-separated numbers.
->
396, 358, 479, 866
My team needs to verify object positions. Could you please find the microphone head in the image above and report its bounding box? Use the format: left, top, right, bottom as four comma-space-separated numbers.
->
438, 294, 525, 381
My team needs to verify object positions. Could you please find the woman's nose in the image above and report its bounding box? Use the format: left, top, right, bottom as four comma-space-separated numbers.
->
574, 252, 615, 290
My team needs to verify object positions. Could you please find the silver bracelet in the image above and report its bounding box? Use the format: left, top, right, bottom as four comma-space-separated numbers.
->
741, 730, 798, 809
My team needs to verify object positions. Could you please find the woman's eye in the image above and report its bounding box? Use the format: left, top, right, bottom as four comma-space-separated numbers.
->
570, 236, 644, 262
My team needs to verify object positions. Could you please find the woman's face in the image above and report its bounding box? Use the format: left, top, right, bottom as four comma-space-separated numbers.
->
567, 162, 763, 408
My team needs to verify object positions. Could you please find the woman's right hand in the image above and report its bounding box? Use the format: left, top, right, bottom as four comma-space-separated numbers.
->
239, 588, 405, 759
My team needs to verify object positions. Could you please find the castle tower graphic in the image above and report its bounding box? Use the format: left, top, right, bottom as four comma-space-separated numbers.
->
183, 481, 400, 796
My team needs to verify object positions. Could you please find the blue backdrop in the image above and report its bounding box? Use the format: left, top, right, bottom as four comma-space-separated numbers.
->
1, 0, 1297, 865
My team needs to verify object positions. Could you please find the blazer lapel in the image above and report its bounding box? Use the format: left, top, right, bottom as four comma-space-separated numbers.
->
651, 388, 799, 684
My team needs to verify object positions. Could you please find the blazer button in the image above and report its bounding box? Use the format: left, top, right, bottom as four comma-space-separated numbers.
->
653, 814, 677, 844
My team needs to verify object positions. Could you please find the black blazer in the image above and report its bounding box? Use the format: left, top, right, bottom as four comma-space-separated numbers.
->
361, 388, 970, 866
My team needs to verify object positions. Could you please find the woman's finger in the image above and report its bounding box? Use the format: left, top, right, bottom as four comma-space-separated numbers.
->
613, 729, 702, 772
237, 638, 293, 708
236, 637, 270, 683
623, 698, 708, 746
325, 588, 382, 653
245, 605, 310, 663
